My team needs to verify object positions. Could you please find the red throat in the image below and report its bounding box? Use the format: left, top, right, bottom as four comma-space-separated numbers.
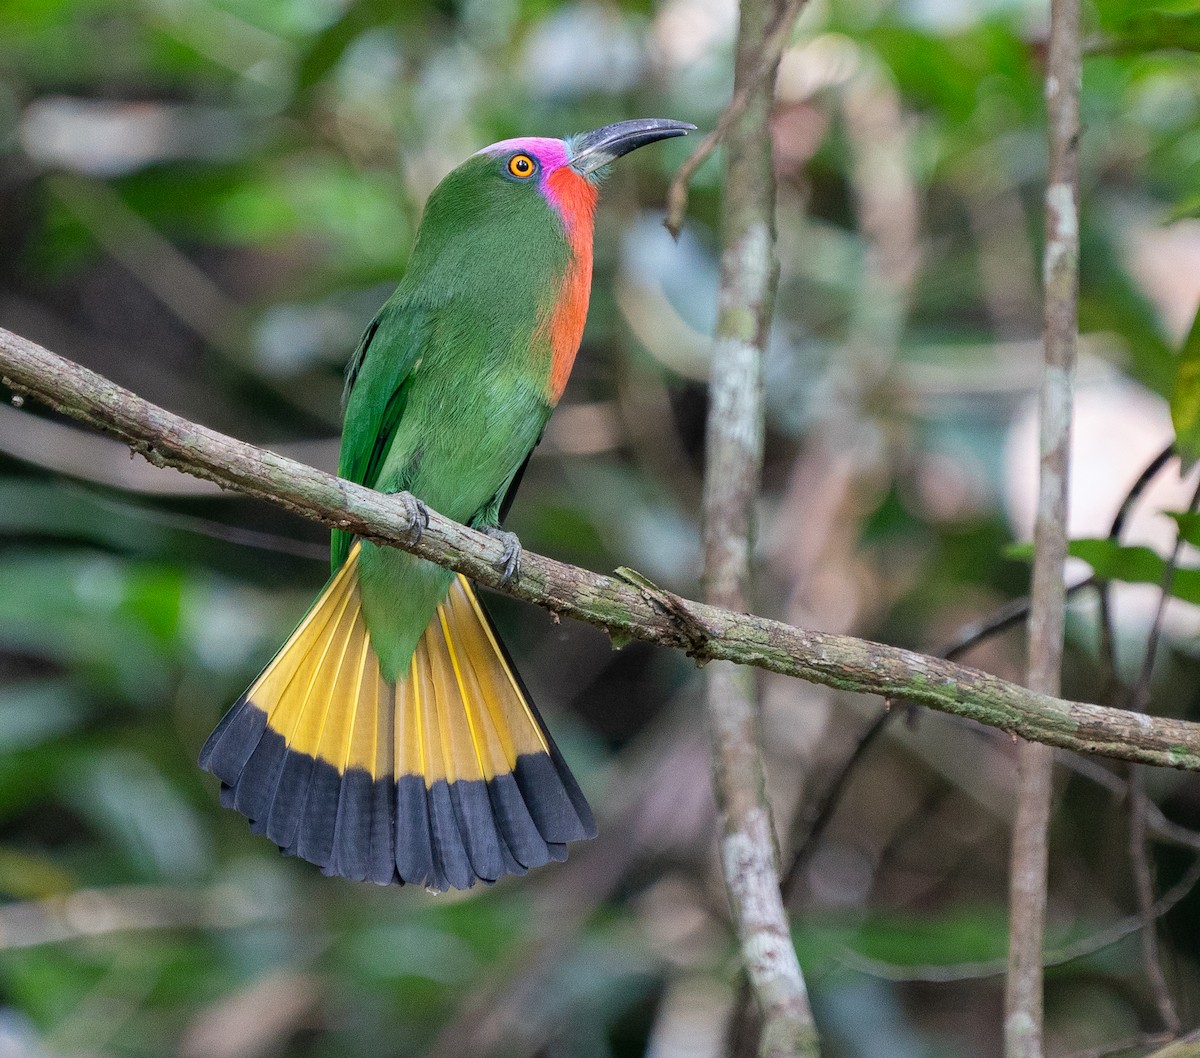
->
541, 167, 598, 405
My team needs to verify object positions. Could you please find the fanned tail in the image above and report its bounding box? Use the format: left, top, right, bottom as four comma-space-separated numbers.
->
198, 543, 595, 889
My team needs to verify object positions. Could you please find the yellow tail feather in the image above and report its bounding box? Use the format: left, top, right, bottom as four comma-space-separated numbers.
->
199, 543, 596, 889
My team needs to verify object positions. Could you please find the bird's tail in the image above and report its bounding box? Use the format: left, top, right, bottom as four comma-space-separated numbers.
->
198, 543, 595, 890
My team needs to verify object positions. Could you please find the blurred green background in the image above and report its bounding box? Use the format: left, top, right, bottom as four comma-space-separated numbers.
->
3, 0, 1200, 1054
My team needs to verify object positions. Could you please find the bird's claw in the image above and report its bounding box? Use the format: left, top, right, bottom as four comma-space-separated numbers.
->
406, 496, 431, 543
481, 526, 522, 585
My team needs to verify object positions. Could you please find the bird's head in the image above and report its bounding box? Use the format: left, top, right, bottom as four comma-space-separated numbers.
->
414, 119, 695, 248
404, 119, 695, 405
474, 118, 696, 228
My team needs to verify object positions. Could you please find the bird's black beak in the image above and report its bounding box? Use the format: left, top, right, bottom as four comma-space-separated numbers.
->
569, 118, 696, 176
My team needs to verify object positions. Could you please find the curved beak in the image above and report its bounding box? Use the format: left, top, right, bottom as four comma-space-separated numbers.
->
569, 118, 697, 176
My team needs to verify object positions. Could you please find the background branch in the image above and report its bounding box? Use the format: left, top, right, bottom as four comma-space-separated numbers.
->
1006, 1, 1081, 1054
1143, 1032, 1200, 1058
662, 0, 808, 238
1123, 475, 1200, 1037
840, 851, 1200, 984
700, 0, 817, 1055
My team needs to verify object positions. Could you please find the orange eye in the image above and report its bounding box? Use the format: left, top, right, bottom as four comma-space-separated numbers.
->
508, 153, 535, 178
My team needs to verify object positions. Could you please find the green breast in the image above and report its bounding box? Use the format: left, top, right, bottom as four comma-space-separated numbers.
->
354, 330, 552, 681
340, 152, 574, 681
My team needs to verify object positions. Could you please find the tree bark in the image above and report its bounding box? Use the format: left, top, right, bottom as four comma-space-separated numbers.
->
3, 326, 1200, 772
1005, 1, 1080, 1054
701, 0, 819, 1054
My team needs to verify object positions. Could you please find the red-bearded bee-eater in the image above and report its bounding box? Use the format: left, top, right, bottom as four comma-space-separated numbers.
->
199, 119, 695, 890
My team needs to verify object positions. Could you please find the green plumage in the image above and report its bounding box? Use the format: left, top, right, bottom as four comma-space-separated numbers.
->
335, 151, 571, 681
200, 120, 690, 890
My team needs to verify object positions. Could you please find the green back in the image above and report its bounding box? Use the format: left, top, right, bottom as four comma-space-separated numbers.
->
333, 151, 572, 567
333, 150, 575, 678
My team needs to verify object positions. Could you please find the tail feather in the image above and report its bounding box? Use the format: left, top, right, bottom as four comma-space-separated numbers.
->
200, 543, 596, 890
327, 660, 397, 884
394, 777, 436, 886
199, 696, 264, 782
439, 596, 549, 870
292, 616, 372, 866
231, 723, 286, 831
427, 606, 508, 884
458, 583, 593, 842
265, 586, 362, 853
210, 559, 360, 833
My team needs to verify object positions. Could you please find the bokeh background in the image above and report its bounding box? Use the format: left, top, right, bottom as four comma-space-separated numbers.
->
3, 0, 1200, 1054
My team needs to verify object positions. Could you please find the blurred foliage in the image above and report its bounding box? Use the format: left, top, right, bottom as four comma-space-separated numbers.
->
1172, 303, 1200, 470
3, 0, 1200, 1055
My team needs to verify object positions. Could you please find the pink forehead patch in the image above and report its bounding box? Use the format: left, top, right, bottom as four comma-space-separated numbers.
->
479, 136, 570, 171
477, 136, 574, 215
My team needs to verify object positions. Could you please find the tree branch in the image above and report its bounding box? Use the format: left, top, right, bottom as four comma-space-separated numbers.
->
700, 0, 818, 1054
663, 0, 809, 238
1124, 474, 1200, 1037
4, 325, 1200, 772
1142, 1031, 1200, 1058
1006, 1, 1081, 1054
840, 850, 1200, 985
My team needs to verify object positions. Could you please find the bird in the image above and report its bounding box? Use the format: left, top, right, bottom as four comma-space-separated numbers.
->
198, 118, 695, 891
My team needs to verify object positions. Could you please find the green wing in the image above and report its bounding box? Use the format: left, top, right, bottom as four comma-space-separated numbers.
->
333, 296, 429, 569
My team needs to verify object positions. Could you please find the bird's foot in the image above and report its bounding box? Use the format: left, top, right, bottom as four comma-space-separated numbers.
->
481, 526, 522, 585
405, 495, 431, 544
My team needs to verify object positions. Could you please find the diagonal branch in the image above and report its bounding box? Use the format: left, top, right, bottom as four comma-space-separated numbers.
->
663, 0, 809, 237
4, 325, 1200, 770
840, 848, 1200, 984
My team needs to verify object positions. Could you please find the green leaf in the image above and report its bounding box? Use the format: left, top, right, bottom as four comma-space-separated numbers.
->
842, 908, 1009, 967
0, 848, 76, 900
1015, 534, 1200, 601
1164, 510, 1200, 546
1095, 0, 1200, 51
66, 749, 212, 881
1172, 303, 1200, 471
1166, 190, 1200, 223
1079, 225, 1177, 398
1067, 537, 1200, 602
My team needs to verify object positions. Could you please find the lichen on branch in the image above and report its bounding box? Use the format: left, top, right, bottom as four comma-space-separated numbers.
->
2, 324, 1200, 772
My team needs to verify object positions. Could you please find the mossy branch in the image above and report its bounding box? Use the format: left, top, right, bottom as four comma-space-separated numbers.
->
3, 324, 1200, 771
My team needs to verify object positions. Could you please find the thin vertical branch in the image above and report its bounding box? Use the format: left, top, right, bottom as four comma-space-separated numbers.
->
1123, 473, 1200, 1036
1005, 2, 1080, 1056
1130, 765, 1181, 1034
702, 0, 818, 1055
1097, 448, 1182, 1035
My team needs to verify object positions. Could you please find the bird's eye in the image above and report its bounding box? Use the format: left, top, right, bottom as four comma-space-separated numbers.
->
508, 153, 536, 179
